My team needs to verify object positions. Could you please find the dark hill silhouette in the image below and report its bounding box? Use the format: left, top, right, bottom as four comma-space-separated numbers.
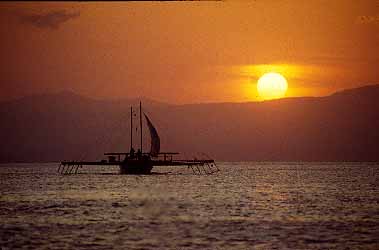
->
1, 84, 378, 162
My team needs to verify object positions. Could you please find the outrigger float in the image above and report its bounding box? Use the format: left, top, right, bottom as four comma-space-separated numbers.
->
59, 102, 219, 175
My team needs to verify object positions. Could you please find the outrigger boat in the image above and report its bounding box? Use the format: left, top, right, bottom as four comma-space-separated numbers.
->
59, 102, 218, 175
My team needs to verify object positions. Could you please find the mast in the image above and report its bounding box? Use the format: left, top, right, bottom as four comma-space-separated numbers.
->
140, 101, 143, 153
130, 106, 133, 151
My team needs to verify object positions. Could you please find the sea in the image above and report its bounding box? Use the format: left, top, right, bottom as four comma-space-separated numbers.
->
0, 162, 378, 250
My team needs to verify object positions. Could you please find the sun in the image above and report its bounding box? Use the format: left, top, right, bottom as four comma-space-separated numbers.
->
257, 72, 288, 100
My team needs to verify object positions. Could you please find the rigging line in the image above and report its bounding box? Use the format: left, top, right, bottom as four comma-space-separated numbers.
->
202, 152, 212, 160
106, 112, 131, 153
108, 105, 142, 154
195, 152, 203, 161
73, 109, 109, 161
80, 110, 130, 162
79, 113, 110, 161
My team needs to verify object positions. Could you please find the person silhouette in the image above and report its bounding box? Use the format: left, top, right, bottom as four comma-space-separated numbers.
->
136, 149, 142, 159
129, 147, 135, 159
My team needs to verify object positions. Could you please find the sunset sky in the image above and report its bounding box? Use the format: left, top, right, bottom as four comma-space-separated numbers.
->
1, 1, 378, 104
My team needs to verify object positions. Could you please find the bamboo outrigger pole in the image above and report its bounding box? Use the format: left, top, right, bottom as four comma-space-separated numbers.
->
130, 106, 133, 151
140, 101, 143, 153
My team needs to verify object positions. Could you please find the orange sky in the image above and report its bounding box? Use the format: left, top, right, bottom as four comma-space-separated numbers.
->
1, 1, 378, 104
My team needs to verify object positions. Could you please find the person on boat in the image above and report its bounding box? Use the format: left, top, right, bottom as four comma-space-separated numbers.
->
129, 147, 135, 159
136, 149, 142, 159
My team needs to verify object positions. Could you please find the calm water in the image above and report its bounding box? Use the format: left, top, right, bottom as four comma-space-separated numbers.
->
1, 162, 378, 250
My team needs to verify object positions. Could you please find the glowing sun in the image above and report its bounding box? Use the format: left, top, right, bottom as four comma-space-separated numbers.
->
257, 72, 288, 100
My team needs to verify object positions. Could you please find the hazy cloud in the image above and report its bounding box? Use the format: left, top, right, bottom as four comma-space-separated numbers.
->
20, 10, 80, 29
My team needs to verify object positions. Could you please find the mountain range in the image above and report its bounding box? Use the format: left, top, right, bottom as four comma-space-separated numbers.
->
1, 84, 378, 162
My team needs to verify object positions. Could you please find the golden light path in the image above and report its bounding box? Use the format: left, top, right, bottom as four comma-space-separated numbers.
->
257, 72, 288, 100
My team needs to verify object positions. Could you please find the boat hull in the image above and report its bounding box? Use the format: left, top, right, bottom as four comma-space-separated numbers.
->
119, 159, 153, 174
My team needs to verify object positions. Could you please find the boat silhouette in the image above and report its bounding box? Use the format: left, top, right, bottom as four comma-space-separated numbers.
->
59, 102, 218, 175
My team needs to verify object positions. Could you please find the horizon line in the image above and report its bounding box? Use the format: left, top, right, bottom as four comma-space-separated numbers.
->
2, 83, 378, 106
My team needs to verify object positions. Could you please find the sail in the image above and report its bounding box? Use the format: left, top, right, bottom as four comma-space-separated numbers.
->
143, 113, 160, 156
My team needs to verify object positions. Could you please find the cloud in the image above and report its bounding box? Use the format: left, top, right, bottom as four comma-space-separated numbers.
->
19, 10, 80, 29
